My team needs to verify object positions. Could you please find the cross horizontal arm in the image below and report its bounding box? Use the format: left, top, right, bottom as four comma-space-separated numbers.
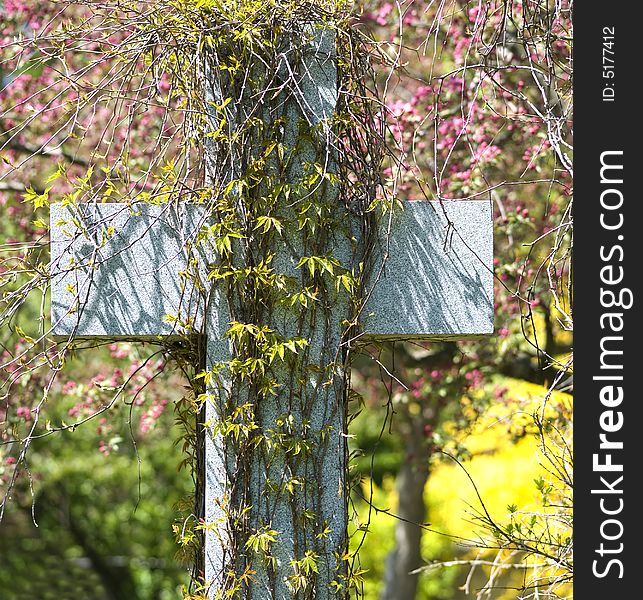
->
361, 200, 493, 341
50, 203, 208, 340
50, 200, 493, 342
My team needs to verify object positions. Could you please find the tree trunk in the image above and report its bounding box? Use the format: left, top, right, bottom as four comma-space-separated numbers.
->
381, 420, 429, 600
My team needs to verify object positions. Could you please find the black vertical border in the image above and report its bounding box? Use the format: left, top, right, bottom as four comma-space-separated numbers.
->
574, 5, 639, 597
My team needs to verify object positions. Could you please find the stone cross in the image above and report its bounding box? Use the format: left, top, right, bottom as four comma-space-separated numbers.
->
49, 29, 492, 600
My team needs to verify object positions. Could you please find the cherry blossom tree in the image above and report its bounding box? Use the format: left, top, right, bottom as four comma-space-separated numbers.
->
353, 2, 572, 598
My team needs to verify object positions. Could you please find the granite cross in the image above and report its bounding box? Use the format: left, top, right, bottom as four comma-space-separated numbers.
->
49, 29, 492, 600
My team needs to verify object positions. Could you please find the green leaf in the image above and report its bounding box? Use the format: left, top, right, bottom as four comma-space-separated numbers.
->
45, 163, 66, 184
22, 185, 52, 209
254, 216, 283, 235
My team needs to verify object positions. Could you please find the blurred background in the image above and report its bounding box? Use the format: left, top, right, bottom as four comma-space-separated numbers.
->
0, 340, 571, 599
1, 0, 572, 598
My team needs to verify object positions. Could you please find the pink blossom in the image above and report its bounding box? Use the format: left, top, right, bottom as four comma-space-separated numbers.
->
376, 3, 393, 26
16, 406, 32, 420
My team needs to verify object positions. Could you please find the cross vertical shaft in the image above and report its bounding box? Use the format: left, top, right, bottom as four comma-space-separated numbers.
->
201, 26, 351, 598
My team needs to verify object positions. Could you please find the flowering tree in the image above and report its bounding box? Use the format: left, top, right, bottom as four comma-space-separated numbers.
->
351, 1, 572, 599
